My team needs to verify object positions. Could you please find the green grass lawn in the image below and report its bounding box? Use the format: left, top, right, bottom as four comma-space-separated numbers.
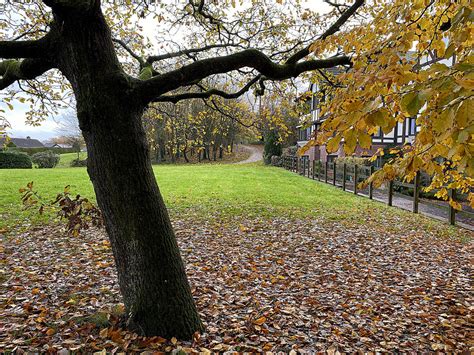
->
0, 162, 467, 238
56, 152, 87, 168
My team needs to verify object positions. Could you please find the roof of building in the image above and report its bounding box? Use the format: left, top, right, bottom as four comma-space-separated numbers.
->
44, 142, 72, 148
0, 137, 45, 148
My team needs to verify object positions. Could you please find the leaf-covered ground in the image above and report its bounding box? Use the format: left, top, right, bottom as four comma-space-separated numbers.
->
2, 215, 472, 352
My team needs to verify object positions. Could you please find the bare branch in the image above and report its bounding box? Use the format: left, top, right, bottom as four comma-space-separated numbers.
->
42, 0, 97, 13
146, 43, 241, 64
112, 38, 145, 66
203, 99, 255, 129
324, 0, 350, 14
286, 0, 364, 65
153, 75, 260, 103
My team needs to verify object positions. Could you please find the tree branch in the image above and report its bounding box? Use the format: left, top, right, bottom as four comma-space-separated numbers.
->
112, 38, 145, 67
42, 0, 97, 13
206, 98, 255, 128
0, 58, 54, 89
137, 49, 350, 103
0, 36, 51, 59
146, 43, 241, 64
285, 0, 364, 65
153, 75, 260, 103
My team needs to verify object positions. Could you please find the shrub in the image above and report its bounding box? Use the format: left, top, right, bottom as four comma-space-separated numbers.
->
335, 156, 372, 166
20, 182, 103, 236
71, 158, 87, 167
263, 130, 282, 164
31, 150, 60, 168
282, 145, 298, 157
0, 151, 32, 169
270, 155, 283, 167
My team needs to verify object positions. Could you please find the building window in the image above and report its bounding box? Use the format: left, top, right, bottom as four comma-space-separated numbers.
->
409, 117, 416, 136
327, 155, 337, 163
298, 127, 309, 141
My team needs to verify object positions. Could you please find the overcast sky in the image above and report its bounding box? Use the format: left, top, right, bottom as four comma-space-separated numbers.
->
2, 0, 331, 142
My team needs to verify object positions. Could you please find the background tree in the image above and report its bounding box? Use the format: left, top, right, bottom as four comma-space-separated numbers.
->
257, 82, 302, 160
143, 93, 253, 163
54, 111, 84, 158
263, 130, 282, 164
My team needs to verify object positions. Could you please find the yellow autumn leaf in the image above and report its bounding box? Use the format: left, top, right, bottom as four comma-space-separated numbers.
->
433, 108, 454, 133
326, 135, 342, 153
343, 130, 357, 154
401, 92, 425, 117
358, 132, 372, 149
455, 99, 472, 129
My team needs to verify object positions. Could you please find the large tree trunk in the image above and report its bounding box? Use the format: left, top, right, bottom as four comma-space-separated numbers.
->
81, 103, 202, 338
54, 4, 203, 339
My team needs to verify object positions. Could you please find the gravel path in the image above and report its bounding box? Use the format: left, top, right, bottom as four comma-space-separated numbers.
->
234, 145, 263, 164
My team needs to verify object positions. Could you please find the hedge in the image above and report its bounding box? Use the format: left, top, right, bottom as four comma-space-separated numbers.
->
0, 151, 32, 169
334, 156, 372, 166
6, 147, 78, 155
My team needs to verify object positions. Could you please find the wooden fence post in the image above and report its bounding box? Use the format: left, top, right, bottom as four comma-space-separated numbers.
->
342, 163, 346, 191
388, 180, 394, 206
369, 165, 374, 200
448, 189, 456, 225
312, 160, 315, 180
354, 164, 358, 194
333, 162, 337, 186
325, 161, 328, 183
413, 171, 420, 213
307, 159, 310, 178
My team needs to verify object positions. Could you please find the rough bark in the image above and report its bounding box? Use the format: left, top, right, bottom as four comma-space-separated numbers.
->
53, 5, 203, 339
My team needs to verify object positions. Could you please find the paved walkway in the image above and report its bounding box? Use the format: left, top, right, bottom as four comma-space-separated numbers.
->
368, 189, 474, 230
296, 170, 474, 231
234, 145, 263, 164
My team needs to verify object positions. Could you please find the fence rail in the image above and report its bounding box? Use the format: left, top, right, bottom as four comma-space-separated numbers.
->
282, 156, 470, 228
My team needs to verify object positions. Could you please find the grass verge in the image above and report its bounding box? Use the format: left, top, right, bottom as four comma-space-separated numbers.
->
0, 163, 469, 239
